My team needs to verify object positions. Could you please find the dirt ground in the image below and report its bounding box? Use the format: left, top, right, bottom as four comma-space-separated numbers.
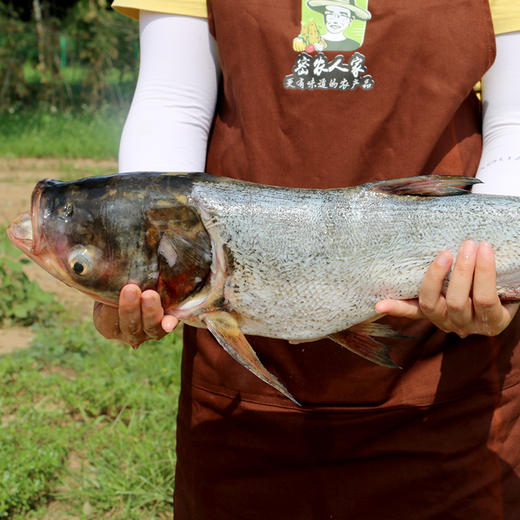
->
0, 158, 117, 354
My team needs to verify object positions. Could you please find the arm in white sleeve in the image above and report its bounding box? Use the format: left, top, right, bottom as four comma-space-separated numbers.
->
118, 11, 220, 173
473, 31, 520, 195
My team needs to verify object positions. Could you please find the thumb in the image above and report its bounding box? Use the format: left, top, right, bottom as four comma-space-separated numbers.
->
375, 299, 425, 320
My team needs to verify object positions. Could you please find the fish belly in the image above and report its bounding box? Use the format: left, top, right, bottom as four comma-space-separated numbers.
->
192, 181, 520, 340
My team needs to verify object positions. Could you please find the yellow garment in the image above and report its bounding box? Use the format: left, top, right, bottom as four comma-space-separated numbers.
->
112, 0, 207, 20
112, 0, 520, 34
491, 0, 520, 34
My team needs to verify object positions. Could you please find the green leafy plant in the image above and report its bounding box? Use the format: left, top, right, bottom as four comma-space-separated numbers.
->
0, 230, 64, 326
0, 420, 67, 518
0, 320, 182, 519
0, 6, 34, 108
0, 0, 139, 111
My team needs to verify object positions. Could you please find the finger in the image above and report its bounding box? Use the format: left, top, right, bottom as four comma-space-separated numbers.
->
504, 302, 520, 321
473, 243, 507, 333
93, 302, 120, 339
473, 242, 499, 307
375, 299, 425, 320
418, 250, 452, 315
444, 241, 477, 323
288, 337, 324, 344
162, 315, 179, 333
499, 302, 520, 335
118, 284, 143, 341
141, 290, 166, 339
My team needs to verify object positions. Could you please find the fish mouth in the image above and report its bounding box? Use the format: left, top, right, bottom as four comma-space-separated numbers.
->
7, 183, 61, 282
7, 212, 34, 254
8, 184, 69, 288
7, 209, 56, 279
8, 212, 117, 307
7, 182, 45, 258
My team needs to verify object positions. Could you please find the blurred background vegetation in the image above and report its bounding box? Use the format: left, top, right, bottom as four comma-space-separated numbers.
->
1, 0, 139, 158
0, 2, 182, 518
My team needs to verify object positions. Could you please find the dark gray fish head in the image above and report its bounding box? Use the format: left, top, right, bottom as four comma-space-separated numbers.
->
8, 172, 212, 308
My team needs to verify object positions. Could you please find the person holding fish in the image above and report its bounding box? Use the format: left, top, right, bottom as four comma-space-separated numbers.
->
94, 1, 520, 518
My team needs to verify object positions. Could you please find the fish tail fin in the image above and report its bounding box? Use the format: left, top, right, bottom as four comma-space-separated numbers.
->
202, 310, 300, 406
328, 325, 401, 368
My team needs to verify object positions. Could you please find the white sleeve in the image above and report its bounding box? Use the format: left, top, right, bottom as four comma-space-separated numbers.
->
473, 31, 520, 195
118, 11, 220, 173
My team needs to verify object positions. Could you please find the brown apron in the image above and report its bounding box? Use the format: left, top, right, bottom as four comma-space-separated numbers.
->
174, 1, 520, 518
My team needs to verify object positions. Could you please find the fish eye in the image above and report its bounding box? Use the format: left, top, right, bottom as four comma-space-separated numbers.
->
56, 202, 74, 219
63, 202, 73, 217
72, 261, 86, 275
68, 247, 93, 277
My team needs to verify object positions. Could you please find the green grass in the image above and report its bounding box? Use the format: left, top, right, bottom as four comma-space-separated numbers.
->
1, 322, 182, 519
0, 230, 65, 327
23, 63, 137, 86
53, 159, 118, 181
0, 96, 182, 515
0, 231, 182, 518
0, 108, 126, 159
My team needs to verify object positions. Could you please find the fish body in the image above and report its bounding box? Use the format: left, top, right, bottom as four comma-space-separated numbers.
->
8, 173, 520, 403
189, 177, 520, 339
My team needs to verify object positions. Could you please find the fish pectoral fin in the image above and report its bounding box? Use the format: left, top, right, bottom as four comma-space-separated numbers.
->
201, 311, 300, 406
348, 321, 410, 339
328, 329, 401, 369
369, 175, 481, 197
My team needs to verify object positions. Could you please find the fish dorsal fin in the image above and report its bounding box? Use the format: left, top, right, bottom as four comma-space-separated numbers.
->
369, 175, 481, 197
201, 311, 300, 405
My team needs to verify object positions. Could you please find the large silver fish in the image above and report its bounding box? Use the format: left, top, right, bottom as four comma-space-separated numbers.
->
8, 173, 520, 403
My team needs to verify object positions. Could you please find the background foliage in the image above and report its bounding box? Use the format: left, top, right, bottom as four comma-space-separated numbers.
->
0, 0, 138, 111
0, 229, 64, 326
0, 2, 182, 517
0, 317, 181, 519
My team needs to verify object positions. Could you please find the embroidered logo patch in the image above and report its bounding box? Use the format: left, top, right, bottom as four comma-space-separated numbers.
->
285, 0, 374, 91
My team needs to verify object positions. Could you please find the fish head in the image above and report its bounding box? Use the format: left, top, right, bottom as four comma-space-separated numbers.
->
8, 177, 148, 306
8, 173, 213, 309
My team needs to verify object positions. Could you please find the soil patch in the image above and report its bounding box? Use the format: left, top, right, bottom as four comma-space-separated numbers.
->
0, 326, 34, 355
0, 157, 116, 224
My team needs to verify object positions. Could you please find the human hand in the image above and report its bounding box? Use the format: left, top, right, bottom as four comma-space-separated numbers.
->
93, 284, 179, 348
375, 241, 520, 338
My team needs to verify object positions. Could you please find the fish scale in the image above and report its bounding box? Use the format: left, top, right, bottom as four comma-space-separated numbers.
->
191, 179, 520, 340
